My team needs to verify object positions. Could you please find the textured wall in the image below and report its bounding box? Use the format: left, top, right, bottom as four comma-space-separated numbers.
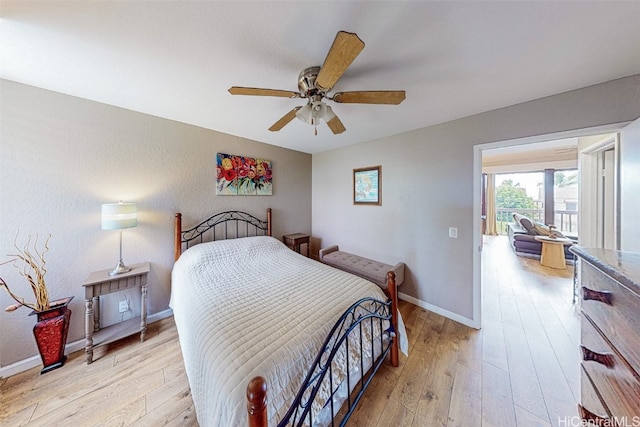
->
313, 75, 640, 325
0, 80, 312, 367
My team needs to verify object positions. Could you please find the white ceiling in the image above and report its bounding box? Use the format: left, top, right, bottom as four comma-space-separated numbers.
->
2, 1, 639, 154
482, 136, 580, 172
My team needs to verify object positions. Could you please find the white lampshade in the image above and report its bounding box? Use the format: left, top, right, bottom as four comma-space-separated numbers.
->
101, 202, 137, 230
295, 103, 313, 124
324, 105, 336, 122
310, 100, 326, 118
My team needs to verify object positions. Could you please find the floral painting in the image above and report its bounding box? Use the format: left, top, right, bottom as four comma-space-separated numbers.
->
216, 153, 273, 195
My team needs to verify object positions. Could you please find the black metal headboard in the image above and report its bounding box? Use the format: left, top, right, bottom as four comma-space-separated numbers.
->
174, 209, 272, 261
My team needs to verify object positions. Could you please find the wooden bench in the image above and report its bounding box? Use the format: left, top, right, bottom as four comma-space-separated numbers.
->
319, 245, 405, 291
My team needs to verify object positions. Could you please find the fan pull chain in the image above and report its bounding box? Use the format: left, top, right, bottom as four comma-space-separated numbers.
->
315, 124, 318, 136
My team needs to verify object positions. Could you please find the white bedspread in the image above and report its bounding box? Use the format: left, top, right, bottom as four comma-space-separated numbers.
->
170, 236, 404, 427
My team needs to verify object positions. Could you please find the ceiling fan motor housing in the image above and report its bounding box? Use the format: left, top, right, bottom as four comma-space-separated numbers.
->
298, 66, 323, 97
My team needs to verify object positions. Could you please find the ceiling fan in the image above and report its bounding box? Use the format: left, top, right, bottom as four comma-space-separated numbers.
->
228, 31, 406, 135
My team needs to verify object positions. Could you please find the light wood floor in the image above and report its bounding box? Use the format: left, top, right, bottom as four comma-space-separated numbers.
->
0, 235, 579, 426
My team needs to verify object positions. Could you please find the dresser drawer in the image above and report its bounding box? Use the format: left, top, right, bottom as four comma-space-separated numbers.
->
580, 365, 610, 419
581, 313, 640, 419
581, 262, 640, 375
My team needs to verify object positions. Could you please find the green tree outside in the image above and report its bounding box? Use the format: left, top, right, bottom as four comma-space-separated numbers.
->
495, 179, 538, 229
555, 171, 578, 187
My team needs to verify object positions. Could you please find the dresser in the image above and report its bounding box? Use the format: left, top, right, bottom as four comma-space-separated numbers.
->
570, 246, 640, 425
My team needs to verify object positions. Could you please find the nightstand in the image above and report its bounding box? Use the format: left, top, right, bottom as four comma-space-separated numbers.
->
82, 262, 150, 364
283, 233, 310, 257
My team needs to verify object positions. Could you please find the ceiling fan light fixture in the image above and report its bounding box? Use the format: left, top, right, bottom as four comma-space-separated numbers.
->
296, 99, 328, 125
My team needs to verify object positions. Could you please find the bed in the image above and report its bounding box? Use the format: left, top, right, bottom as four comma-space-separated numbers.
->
171, 209, 405, 426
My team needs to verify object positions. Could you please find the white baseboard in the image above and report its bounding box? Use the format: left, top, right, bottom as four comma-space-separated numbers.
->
398, 292, 479, 329
0, 308, 174, 379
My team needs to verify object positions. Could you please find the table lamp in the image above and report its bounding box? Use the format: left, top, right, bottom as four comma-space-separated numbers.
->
102, 201, 137, 276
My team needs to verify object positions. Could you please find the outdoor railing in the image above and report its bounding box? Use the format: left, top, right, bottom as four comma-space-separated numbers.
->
495, 208, 542, 235
553, 210, 578, 234
495, 208, 578, 235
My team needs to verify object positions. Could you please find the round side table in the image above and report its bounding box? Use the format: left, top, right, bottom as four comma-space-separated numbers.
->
534, 236, 573, 269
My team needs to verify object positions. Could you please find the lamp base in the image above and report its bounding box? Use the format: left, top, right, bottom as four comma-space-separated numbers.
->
109, 260, 131, 276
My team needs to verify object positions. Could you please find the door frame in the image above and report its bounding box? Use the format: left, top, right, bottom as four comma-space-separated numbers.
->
472, 122, 630, 328
578, 135, 619, 249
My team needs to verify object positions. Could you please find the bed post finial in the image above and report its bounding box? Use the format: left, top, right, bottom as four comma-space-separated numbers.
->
174, 213, 182, 262
387, 271, 399, 367
247, 376, 268, 427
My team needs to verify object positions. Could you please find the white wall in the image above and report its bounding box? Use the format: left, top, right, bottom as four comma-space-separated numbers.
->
0, 80, 312, 368
620, 117, 640, 251
313, 75, 640, 326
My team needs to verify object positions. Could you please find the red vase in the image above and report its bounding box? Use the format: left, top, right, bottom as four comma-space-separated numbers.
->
30, 297, 73, 374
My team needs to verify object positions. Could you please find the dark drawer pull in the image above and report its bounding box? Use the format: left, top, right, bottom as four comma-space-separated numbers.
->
582, 287, 613, 305
581, 346, 615, 368
579, 404, 610, 426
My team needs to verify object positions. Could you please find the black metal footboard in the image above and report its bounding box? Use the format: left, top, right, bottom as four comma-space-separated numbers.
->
278, 297, 395, 427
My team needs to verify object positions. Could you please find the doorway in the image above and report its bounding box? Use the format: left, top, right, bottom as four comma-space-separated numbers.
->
471, 123, 627, 328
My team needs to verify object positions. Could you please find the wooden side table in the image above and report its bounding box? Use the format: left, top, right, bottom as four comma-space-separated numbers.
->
282, 233, 310, 257
82, 262, 150, 364
534, 236, 573, 269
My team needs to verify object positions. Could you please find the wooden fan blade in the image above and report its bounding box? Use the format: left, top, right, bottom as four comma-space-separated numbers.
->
316, 31, 365, 91
229, 86, 299, 98
333, 91, 406, 105
326, 115, 346, 134
269, 107, 301, 131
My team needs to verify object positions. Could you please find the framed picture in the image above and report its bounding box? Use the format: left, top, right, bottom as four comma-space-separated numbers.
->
353, 165, 381, 205
216, 153, 273, 196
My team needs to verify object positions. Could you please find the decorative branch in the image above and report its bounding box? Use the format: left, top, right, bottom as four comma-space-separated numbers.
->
0, 233, 51, 312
